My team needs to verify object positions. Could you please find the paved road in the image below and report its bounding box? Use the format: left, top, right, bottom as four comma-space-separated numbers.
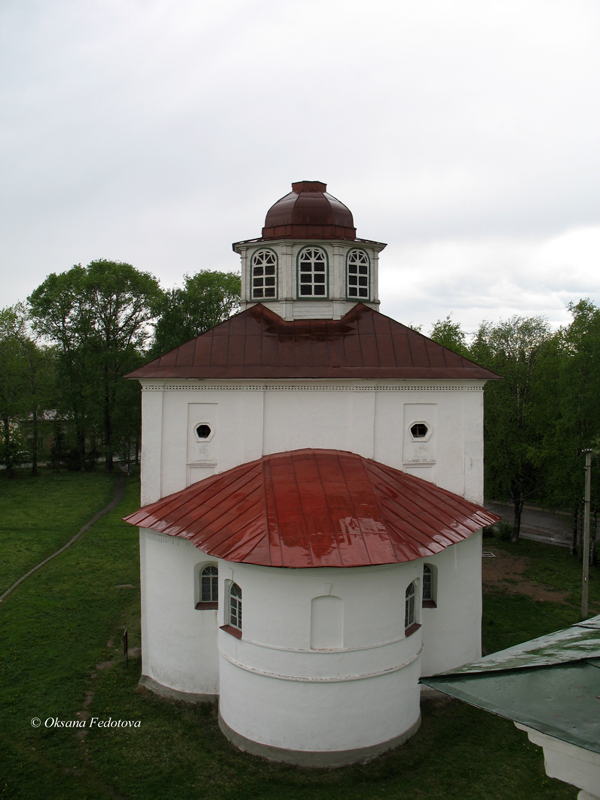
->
484, 502, 572, 548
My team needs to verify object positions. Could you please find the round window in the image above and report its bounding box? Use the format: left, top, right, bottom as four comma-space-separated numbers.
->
411, 423, 428, 439
196, 424, 212, 439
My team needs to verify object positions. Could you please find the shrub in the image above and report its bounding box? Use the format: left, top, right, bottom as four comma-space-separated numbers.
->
496, 520, 513, 541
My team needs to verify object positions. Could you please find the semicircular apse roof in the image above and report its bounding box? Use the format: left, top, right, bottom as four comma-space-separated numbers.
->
124, 449, 499, 568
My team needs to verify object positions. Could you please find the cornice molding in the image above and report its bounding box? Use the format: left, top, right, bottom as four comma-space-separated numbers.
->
141, 382, 484, 393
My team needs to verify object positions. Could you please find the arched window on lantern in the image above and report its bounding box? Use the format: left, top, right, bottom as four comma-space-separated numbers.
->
251, 249, 277, 300
346, 249, 370, 300
297, 247, 328, 297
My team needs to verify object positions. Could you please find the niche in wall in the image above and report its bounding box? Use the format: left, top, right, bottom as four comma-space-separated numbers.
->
310, 595, 343, 650
187, 403, 218, 484
403, 403, 437, 482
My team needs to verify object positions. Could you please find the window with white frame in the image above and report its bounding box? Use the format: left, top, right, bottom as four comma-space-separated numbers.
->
422, 564, 437, 607
251, 249, 277, 299
229, 582, 242, 630
405, 581, 416, 631
298, 247, 327, 297
346, 249, 370, 300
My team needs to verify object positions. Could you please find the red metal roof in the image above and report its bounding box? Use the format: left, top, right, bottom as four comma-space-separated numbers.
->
260, 181, 357, 240
124, 449, 500, 568
128, 303, 499, 380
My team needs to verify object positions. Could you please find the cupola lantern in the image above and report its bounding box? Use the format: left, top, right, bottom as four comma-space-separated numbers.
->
233, 181, 386, 320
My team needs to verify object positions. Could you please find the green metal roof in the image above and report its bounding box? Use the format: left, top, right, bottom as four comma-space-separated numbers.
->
421, 615, 600, 754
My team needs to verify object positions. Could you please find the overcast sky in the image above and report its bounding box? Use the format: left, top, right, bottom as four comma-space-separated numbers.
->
2, 0, 599, 335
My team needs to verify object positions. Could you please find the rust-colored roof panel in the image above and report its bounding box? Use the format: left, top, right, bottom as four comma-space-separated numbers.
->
190, 333, 212, 365
127, 303, 499, 381
371, 317, 396, 368
389, 326, 413, 367
124, 449, 500, 568
425, 339, 448, 369
209, 333, 229, 367
442, 347, 466, 368
260, 325, 279, 365
243, 332, 262, 366
226, 332, 246, 365
309, 326, 330, 366
173, 338, 196, 367
407, 334, 430, 368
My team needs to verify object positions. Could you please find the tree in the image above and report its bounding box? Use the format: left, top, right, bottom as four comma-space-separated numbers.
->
152, 271, 241, 355
540, 301, 600, 538
471, 316, 552, 542
0, 305, 28, 476
429, 314, 470, 357
19, 333, 55, 476
0, 304, 54, 476
28, 260, 161, 473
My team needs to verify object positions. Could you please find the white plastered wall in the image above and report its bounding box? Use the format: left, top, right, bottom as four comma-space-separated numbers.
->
217, 560, 422, 753
419, 532, 483, 677
140, 379, 485, 505
516, 724, 600, 799
140, 529, 219, 695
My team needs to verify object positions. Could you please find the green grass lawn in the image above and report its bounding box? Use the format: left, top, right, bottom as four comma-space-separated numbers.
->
0, 471, 582, 799
0, 470, 116, 594
481, 535, 600, 654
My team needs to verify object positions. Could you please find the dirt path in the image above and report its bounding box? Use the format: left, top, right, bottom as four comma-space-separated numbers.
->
482, 546, 571, 603
0, 475, 125, 603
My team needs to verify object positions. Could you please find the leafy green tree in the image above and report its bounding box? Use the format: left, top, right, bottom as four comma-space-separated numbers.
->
152, 271, 241, 355
29, 266, 94, 470
19, 335, 55, 476
0, 305, 28, 476
28, 260, 161, 473
541, 300, 600, 521
471, 315, 552, 541
0, 304, 54, 476
429, 314, 470, 357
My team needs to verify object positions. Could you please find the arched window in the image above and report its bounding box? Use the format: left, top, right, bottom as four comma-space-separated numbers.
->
405, 580, 417, 632
251, 249, 277, 299
229, 582, 242, 630
297, 247, 327, 297
201, 564, 218, 603
196, 564, 218, 609
346, 249, 370, 300
422, 564, 437, 608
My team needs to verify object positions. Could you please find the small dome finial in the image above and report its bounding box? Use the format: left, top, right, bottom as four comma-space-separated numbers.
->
291, 181, 327, 194
261, 181, 356, 240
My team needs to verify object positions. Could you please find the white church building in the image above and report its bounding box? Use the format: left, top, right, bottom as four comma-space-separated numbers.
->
125, 181, 499, 767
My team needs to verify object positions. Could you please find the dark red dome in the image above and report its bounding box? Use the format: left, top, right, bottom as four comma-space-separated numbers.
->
262, 181, 356, 240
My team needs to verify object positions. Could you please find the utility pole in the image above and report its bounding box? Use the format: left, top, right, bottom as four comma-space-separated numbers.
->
582, 449, 592, 620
